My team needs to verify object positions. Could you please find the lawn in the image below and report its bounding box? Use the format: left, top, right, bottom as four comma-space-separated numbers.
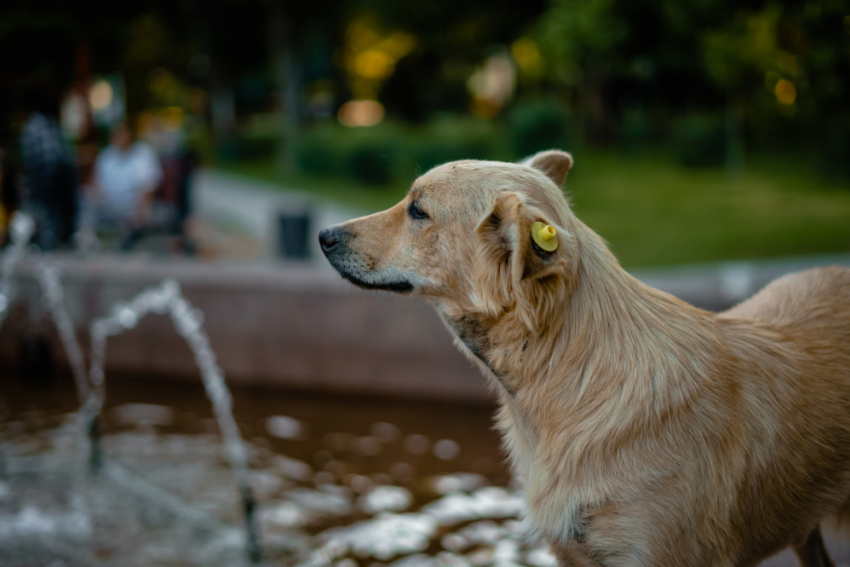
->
216, 150, 850, 268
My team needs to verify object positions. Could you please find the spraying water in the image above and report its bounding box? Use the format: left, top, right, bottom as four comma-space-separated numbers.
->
0, 214, 95, 560
0, 214, 35, 327
86, 279, 262, 562
0, 213, 88, 405
0, 212, 262, 563
35, 261, 89, 404
0, 212, 552, 566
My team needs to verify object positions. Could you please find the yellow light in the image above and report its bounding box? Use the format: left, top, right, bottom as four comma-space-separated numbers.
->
338, 100, 385, 127
89, 80, 113, 111
511, 38, 541, 70
354, 49, 394, 80
470, 96, 499, 119
381, 33, 415, 59
774, 79, 796, 106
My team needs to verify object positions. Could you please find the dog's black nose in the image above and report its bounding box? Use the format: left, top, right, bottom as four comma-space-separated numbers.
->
318, 227, 340, 254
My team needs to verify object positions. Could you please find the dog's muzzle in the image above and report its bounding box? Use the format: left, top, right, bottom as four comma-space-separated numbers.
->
318, 225, 416, 294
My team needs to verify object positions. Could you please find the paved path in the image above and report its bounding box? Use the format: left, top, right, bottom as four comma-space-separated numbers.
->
194, 168, 850, 308
193, 169, 365, 260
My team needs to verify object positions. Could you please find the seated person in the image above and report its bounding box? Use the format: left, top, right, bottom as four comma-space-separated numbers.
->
80, 121, 162, 251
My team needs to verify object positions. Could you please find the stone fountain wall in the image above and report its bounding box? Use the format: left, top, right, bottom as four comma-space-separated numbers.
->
3, 253, 848, 404
0, 256, 491, 403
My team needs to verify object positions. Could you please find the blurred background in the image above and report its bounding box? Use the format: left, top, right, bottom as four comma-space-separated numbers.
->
1, 0, 849, 264
1, 1, 850, 565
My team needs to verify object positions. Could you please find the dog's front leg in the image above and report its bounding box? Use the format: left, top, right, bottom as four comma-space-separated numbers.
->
793, 526, 835, 567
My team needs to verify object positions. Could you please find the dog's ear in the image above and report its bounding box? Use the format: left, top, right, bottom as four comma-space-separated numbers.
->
476, 192, 572, 327
521, 150, 573, 187
476, 192, 570, 285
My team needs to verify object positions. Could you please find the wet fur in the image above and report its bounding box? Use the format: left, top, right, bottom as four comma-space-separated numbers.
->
321, 150, 850, 567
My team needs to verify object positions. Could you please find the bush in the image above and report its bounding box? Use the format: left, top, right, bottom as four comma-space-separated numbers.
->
508, 100, 571, 158
296, 129, 342, 176
411, 140, 490, 172
669, 114, 727, 168
409, 116, 500, 173
347, 143, 396, 185
618, 109, 655, 152
294, 117, 505, 185
297, 124, 399, 183
232, 136, 276, 160
815, 120, 850, 178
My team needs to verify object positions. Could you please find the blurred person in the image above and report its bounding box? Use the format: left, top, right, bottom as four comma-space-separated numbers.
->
81, 121, 162, 251
171, 144, 197, 255
141, 114, 196, 255
19, 87, 79, 250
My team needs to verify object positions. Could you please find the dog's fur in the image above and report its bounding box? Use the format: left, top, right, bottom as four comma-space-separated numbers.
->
320, 150, 850, 567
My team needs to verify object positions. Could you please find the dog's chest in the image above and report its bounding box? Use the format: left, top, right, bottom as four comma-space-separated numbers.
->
497, 407, 594, 543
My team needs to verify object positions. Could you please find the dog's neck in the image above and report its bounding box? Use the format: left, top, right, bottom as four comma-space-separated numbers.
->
442, 223, 721, 458
441, 227, 724, 543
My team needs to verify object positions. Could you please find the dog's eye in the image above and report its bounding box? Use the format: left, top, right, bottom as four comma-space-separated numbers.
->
408, 201, 430, 221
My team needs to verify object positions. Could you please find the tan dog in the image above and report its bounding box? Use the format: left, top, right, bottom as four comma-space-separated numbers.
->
319, 150, 850, 567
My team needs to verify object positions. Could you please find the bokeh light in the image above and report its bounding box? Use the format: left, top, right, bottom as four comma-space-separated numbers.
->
337, 100, 385, 127
774, 78, 796, 105
88, 80, 113, 111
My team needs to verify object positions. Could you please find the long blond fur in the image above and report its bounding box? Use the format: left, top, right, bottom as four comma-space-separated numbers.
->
458, 153, 850, 567
322, 150, 850, 567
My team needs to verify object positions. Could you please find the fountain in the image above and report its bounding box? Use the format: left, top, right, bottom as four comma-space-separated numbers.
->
85, 278, 262, 561
0, 212, 262, 564
0, 210, 560, 567
0, 213, 35, 328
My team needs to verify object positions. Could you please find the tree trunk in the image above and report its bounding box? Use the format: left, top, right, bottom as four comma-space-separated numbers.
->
270, 6, 300, 173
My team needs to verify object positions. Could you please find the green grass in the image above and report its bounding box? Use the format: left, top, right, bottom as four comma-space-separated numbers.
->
567, 150, 850, 267
216, 150, 850, 268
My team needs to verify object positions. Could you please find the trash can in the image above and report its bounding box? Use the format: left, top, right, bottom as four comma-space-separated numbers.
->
278, 209, 312, 259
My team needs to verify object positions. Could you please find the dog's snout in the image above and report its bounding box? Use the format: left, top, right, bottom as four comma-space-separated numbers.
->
319, 227, 341, 255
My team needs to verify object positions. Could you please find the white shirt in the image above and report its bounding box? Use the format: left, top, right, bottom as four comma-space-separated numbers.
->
94, 142, 162, 218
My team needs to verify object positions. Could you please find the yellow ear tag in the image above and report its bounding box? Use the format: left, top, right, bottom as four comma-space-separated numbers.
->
531, 221, 558, 252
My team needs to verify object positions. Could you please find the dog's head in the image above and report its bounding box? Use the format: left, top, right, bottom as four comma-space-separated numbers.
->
319, 150, 579, 328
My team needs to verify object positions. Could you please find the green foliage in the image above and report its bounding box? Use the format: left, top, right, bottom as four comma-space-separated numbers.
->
669, 114, 727, 168
618, 109, 656, 152
296, 127, 344, 176
534, 0, 627, 67
702, 6, 783, 91
232, 137, 277, 161
296, 123, 404, 184
508, 100, 571, 157
347, 143, 396, 185
408, 116, 501, 173
816, 118, 850, 178
294, 117, 504, 187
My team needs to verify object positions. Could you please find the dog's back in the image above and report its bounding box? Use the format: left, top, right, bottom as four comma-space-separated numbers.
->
721, 266, 850, 339
716, 266, 850, 564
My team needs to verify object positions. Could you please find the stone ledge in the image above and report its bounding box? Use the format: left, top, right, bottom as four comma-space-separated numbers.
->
2, 253, 848, 404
